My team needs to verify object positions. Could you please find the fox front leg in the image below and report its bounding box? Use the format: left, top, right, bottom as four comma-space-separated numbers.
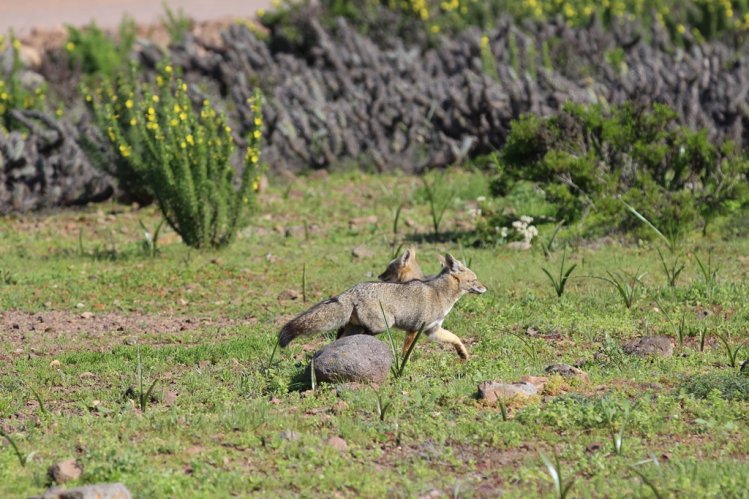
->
427, 327, 469, 360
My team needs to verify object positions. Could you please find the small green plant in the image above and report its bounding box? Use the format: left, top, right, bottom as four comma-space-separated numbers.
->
135, 345, 159, 412
594, 270, 646, 309
374, 388, 392, 422
301, 264, 308, 303
695, 250, 719, 302
629, 464, 665, 499
0, 34, 48, 131
540, 452, 575, 499
380, 302, 424, 378
28, 385, 48, 416
624, 202, 684, 287
716, 333, 744, 369
541, 249, 577, 298
510, 332, 540, 364
87, 64, 264, 249
602, 399, 635, 455
0, 269, 17, 285
0, 428, 35, 467
420, 171, 455, 237
65, 18, 136, 78
139, 219, 165, 257
161, 2, 193, 44
541, 221, 564, 259
310, 356, 317, 392
656, 300, 687, 349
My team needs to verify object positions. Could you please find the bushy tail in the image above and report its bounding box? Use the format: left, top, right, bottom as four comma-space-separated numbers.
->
278, 297, 353, 347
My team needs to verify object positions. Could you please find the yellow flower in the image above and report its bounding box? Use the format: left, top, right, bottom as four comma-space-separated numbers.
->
480, 35, 489, 48
179, 112, 187, 121
164, 65, 173, 74
677, 24, 686, 34
170, 118, 178, 126
0, 92, 8, 101
12, 39, 21, 50
156, 76, 164, 87
65, 41, 75, 52
152, 95, 159, 103
253, 129, 261, 139
254, 117, 263, 126
225, 126, 232, 133
125, 99, 133, 109
130, 118, 137, 126
174, 104, 181, 113
430, 24, 441, 33
85, 94, 92, 102
186, 134, 194, 146
180, 141, 187, 149
181, 82, 188, 91
119, 144, 131, 157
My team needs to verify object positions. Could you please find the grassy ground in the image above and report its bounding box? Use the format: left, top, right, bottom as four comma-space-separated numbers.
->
1, 170, 748, 497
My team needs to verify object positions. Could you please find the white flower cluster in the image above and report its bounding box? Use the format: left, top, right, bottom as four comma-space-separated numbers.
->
494, 215, 539, 245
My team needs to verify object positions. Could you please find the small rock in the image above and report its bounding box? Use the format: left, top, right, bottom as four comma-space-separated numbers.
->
49, 360, 61, 368
545, 364, 590, 383
34, 483, 132, 499
506, 241, 531, 251
310, 335, 392, 384
75, 303, 85, 309
279, 430, 302, 442
351, 245, 375, 259
477, 381, 538, 403
79, 372, 95, 380
48, 459, 83, 484
285, 225, 306, 238
519, 375, 548, 390
740, 359, 749, 374
326, 436, 348, 451
163, 391, 178, 405
80, 312, 94, 319
622, 336, 674, 357
348, 215, 378, 230
277, 289, 300, 301
585, 442, 602, 453
123, 337, 137, 346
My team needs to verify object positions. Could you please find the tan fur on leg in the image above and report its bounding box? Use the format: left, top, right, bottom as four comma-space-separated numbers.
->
427, 327, 469, 360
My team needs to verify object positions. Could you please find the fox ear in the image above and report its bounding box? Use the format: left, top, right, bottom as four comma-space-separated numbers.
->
437, 254, 447, 268
400, 248, 414, 264
444, 253, 464, 272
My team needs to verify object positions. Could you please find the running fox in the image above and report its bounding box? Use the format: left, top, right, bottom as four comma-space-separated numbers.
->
377, 247, 428, 354
278, 253, 486, 359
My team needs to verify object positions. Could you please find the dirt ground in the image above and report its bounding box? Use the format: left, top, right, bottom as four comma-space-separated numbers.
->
0, 0, 271, 35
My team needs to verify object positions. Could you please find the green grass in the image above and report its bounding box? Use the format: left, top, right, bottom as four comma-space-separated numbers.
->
0, 169, 748, 497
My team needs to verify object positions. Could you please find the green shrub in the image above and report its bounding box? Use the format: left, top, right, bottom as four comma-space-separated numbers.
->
0, 35, 48, 131
65, 19, 136, 78
683, 372, 749, 401
87, 64, 264, 249
480, 102, 749, 241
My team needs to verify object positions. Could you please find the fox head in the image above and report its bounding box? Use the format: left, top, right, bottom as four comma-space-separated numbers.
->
442, 253, 487, 294
378, 247, 424, 283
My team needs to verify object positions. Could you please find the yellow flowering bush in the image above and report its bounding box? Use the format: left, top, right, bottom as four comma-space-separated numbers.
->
0, 35, 48, 131
86, 64, 264, 249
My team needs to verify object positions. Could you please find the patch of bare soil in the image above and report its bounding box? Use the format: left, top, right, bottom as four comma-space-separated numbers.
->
0, 310, 242, 357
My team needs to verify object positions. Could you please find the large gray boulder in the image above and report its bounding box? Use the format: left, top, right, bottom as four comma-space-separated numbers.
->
33, 483, 131, 499
310, 335, 392, 384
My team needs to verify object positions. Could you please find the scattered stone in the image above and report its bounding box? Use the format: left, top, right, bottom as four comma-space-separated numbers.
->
163, 391, 178, 405
279, 430, 302, 442
34, 483, 132, 499
48, 459, 83, 484
326, 436, 348, 451
79, 312, 94, 320
348, 215, 378, 230
506, 241, 531, 251
75, 303, 85, 309
545, 364, 590, 383
78, 372, 95, 380
740, 359, 749, 375
477, 381, 538, 403
622, 336, 674, 357
277, 289, 300, 301
351, 245, 375, 259
519, 375, 548, 391
49, 359, 61, 368
585, 442, 603, 453
310, 335, 392, 384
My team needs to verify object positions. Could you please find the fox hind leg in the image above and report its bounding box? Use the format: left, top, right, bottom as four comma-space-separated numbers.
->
427, 327, 469, 360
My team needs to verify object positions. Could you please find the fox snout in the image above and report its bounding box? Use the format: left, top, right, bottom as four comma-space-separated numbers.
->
470, 282, 487, 294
